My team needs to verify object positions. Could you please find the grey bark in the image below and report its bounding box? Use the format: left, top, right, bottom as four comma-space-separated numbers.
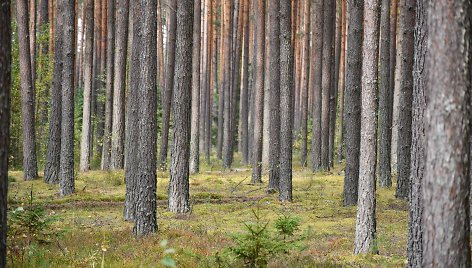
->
278, 0, 293, 202
343, 0, 363, 206
0, 2, 11, 265
17, 0, 39, 180
311, 0, 323, 172
422, 0, 471, 266
300, 0, 310, 167
329, 0, 341, 167
168, 0, 194, 214
59, 0, 76, 196
222, 0, 233, 169
378, 0, 392, 187
354, 0, 380, 254
239, 0, 250, 164
407, 0, 427, 266
395, 0, 415, 200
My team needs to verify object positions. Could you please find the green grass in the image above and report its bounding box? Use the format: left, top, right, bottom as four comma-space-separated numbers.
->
7, 159, 408, 267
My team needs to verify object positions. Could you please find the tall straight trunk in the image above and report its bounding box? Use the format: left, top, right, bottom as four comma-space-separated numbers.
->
222, 0, 232, 169
336, 0, 346, 164
378, 0, 392, 187
189, 0, 202, 173
0, 2, 11, 265
407, 0, 427, 266
311, 0, 323, 171
395, 0, 415, 200
206, 0, 216, 163
354, 0, 380, 254
95, 0, 107, 159
48, 0, 54, 53
101, 0, 115, 170
199, 0, 208, 156
29, 0, 36, 93
131, 0, 158, 237
217, 2, 225, 161
110, 0, 128, 170
59, 0, 76, 196
17, 0, 39, 180
389, 0, 398, 172
251, 0, 265, 184
320, 0, 334, 170
278, 0, 293, 202
38, 0, 48, 51
267, 0, 280, 191
299, 0, 309, 167
168, 0, 194, 214
158, 0, 177, 170
262, 0, 270, 169
44, 0, 63, 183
79, 0, 94, 172
422, 1, 471, 266
77, 3, 85, 88
156, 0, 165, 96
239, 0, 250, 164
342, 0, 363, 206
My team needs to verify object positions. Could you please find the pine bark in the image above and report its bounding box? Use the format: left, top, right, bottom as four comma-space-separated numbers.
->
329, 0, 341, 167
278, 0, 293, 202
0, 2, 11, 265
222, 0, 232, 169
110, 0, 128, 170
354, 0, 380, 254
239, 0, 250, 164
422, 0, 471, 266
342, 0, 363, 206
300, 0, 310, 167
336, 0, 346, 164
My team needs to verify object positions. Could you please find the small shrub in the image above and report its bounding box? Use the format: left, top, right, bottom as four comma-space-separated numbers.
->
274, 214, 301, 239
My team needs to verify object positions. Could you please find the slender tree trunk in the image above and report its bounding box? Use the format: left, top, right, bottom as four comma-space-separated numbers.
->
329, 0, 341, 167
342, 0, 363, 206
239, 0, 250, 164
48, 0, 54, 53
17, 0, 39, 180
158, 0, 177, 170
395, 0, 415, 200
59, 0, 76, 196
311, 0, 323, 172
0, 2, 12, 265
262, 0, 270, 170
156, 0, 165, 96
354, 0, 380, 254
278, 0, 293, 202
407, 0, 427, 266
222, 0, 232, 169
168, 0, 194, 214
251, 0, 265, 184
389, 0, 398, 173
267, 0, 280, 191
217, 1, 225, 161
101, 0, 115, 170
29, 0, 36, 93
300, 0, 310, 167
44, 0, 63, 183
79, 0, 94, 172
110, 0, 128, 170
189, 0, 202, 173
336, 0, 346, 164
422, 0, 471, 266
378, 0, 392, 187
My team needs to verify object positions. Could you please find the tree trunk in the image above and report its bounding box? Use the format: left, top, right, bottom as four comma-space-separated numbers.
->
29, 0, 36, 94
44, 0, 63, 184
48, 0, 54, 53
239, 0, 250, 164
422, 0, 471, 266
59, 0, 76, 196
0, 2, 11, 265
395, 0, 415, 200
342, 0, 363, 207
278, 0, 293, 202
17, 0, 39, 180
407, 0, 427, 266
168, 0, 194, 214
251, 0, 265, 184
378, 0, 392, 187
389, 0, 398, 173
158, 0, 177, 170
267, 0, 280, 191
300, 0, 310, 167
79, 0, 94, 173
354, 0, 380, 254
222, 0, 232, 169
101, 0, 115, 170
110, 0, 129, 170
336, 0, 346, 164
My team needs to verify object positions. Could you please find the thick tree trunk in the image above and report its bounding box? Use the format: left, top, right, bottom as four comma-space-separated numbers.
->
354, 0, 380, 254
110, 0, 128, 170
395, 0, 415, 200
17, 0, 39, 180
158, 0, 177, 170
422, 0, 471, 266
342, 0, 363, 206
251, 0, 265, 184
407, 0, 427, 266
79, 0, 94, 173
59, 0, 76, 196
278, 0, 293, 202
378, 0, 392, 187
311, 0, 323, 172
44, 0, 63, 184
101, 0, 115, 170
0, 3, 11, 265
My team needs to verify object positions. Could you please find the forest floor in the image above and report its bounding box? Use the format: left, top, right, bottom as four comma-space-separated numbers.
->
7, 158, 408, 267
